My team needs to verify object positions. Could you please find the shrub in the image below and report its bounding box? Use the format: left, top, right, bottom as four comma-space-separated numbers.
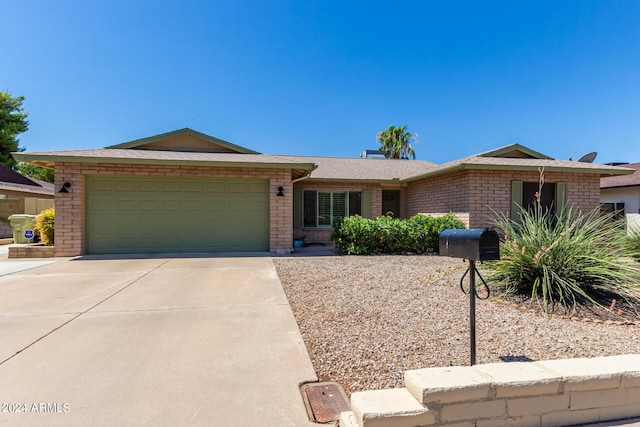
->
332, 213, 466, 254
487, 203, 640, 312
34, 208, 55, 246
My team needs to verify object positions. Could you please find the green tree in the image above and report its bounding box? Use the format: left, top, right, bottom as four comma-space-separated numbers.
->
16, 162, 54, 183
0, 91, 29, 168
376, 125, 417, 159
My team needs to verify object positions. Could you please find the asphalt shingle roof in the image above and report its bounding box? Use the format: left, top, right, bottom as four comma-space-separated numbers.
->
278, 155, 437, 181
601, 162, 640, 188
13, 144, 634, 183
0, 164, 54, 196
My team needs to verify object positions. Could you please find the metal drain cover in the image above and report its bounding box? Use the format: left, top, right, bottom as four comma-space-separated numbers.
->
301, 382, 350, 423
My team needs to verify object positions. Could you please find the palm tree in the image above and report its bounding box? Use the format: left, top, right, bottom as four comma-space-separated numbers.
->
376, 125, 417, 159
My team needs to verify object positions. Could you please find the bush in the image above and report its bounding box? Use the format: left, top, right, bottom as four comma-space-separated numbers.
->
487, 203, 640, 312
34, 208, 55, 246
332, 213, 466, 255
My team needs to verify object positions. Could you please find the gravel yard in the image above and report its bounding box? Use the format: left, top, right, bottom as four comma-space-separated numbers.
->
274, 255, 640, 395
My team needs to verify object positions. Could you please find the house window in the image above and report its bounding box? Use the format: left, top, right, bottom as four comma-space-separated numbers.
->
600, 202, 625, 220
522, 182, 556, 213
303, 191, 362, 227
511, 180, 566, 222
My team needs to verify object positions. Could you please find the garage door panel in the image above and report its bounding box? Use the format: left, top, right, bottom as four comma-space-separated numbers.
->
183, 201, 205, 212
246, 182, 269, 193
161, 200, 183, 211
115, 180, 137, 192
86, 176, 269, 254
138, 200, 159, 211
90, 199, 112, 211
137, 181, 159, 192
205, 182, 226, 192
205, 201, 226, 211
90, 180, 112, 192
162, 181, 182, 192
113, 200, 136, 211
184, 182, 205, 192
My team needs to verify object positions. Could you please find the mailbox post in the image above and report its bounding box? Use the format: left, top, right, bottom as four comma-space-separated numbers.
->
439, 228, 500, 365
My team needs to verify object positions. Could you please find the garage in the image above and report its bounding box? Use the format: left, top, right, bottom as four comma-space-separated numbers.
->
85, 175, 269, 254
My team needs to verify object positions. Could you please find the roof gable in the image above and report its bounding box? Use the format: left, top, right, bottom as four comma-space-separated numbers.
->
478, 143, 553, 160
106, 128, 260, 154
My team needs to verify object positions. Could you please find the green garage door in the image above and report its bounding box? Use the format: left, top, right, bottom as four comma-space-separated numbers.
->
86, 176, 269, 254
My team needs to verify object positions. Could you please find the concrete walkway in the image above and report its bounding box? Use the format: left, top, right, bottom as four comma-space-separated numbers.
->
0, 253, 318, 426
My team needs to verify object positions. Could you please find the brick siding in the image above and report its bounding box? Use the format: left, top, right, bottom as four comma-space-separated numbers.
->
407, 169, 601, 228
53, 161, 603, 256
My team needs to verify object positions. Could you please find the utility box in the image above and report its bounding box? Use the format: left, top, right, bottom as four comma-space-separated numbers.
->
8, 214, 37, 244
439, 228, 500, 261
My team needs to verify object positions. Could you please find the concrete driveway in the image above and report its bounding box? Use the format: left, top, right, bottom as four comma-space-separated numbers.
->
0, 254, 318, 426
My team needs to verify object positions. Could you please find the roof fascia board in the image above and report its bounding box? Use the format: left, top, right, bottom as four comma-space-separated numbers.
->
13, 153, 315, 171
106, 128, 260, 154
459, 163, 635, 175
601, 184, 640, 190
304, 178, 404, 184
0, 184, 53, 195
404, 163, 634, 183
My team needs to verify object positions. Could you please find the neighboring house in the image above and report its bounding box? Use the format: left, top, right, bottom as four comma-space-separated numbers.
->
0, 164, 55, 199
601, 162, 640, 232
0, 164, 54, 238
13, 128, 633, 256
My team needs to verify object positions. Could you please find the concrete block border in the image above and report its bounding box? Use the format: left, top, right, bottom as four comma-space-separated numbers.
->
340, 354, 640, 427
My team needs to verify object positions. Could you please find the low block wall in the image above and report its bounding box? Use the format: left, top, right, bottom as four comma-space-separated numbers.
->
339, 354, 640, 427
9, 245, 57, 258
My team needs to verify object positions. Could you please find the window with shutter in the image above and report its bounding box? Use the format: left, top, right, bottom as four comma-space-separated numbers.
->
301, 191, 362, 227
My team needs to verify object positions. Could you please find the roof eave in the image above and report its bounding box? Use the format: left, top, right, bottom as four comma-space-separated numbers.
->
601, 184, 640, 190
12, 153, 315, 171
305, 177, 404, 184
460, 163, 636, 175
403, 163, 634, 183
0, 183, 54, 195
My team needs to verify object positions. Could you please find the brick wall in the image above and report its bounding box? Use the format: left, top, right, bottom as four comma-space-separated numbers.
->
53, 162, 294, 256
406, 170, 470, 222
407, 170, 601, 228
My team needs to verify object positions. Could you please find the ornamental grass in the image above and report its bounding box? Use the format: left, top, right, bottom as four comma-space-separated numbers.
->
488, 203, 640, 314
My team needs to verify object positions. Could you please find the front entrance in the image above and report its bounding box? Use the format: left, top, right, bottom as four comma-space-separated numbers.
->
382, 190, 401, 217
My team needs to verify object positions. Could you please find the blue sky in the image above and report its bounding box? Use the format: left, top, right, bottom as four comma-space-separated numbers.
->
3, 1, 639, 164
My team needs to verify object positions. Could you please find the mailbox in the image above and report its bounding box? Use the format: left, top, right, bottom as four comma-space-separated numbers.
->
439, 228, 500, 261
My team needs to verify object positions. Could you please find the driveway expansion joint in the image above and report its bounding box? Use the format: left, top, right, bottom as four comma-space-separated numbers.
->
0, 256, 175, 366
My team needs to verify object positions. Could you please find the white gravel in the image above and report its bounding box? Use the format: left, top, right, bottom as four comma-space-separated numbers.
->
273, 255, 640, 395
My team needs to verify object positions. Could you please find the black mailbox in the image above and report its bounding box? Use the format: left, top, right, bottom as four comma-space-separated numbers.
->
439, 228, 500, 261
